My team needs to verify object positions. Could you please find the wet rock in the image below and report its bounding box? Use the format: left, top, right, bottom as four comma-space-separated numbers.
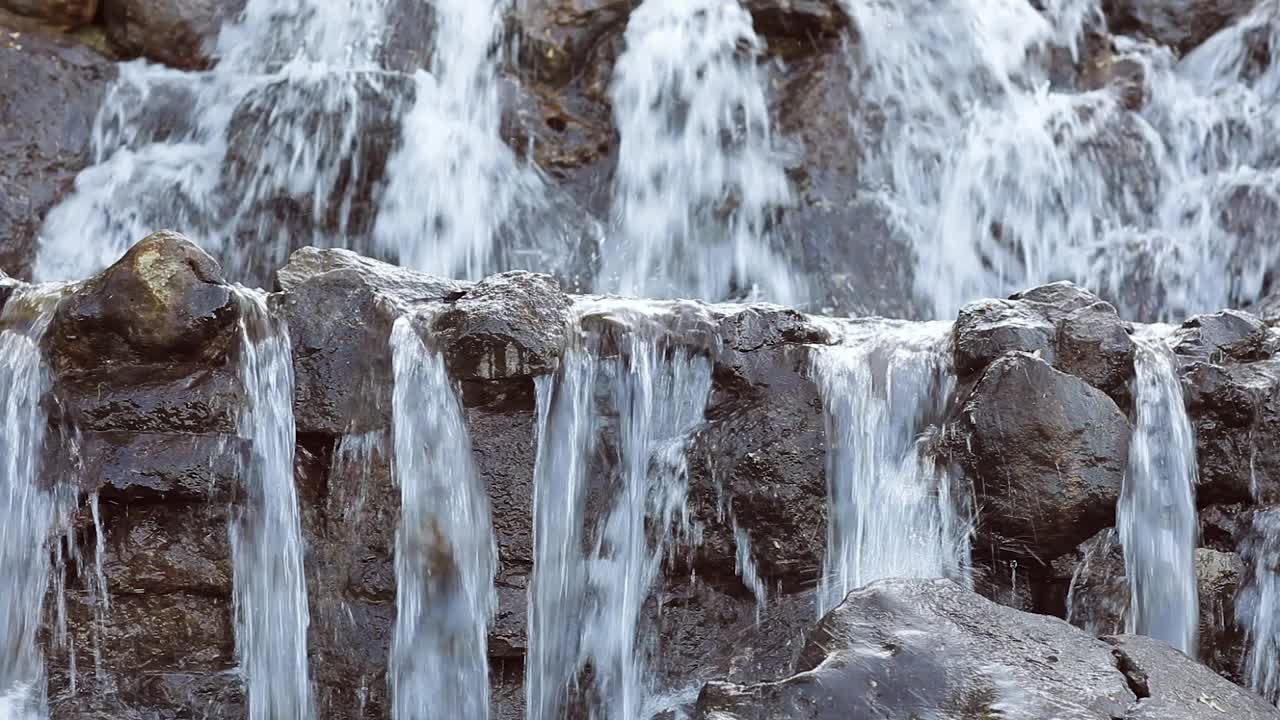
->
1201, 503, 1246, 552
953, 298, 1055, 378
1104, 633, 1278, 719
1175, 309, 1269, 362
1, 0, 96, 26
687, 342, 827, 587
1183, 359, 1280, 504
276, 248, 463, 435
431, 271, 572, 381
744, 0, 846, 47
1011, 280, 1108, 322
1080, 40, 1150, 111
1196, 548, 1248, 685
1057, 301, 1136, 402
103, 0, 241, 70
54, 364, 242, 434
1064, 528, 1128, 638
0, 16, 113, 278
47, 230, 238, 372
1103, 0, 1256, 56
76, 431, 245, 500
101, 498, 233, 595
948, 352, 1131, 561
694, 578, 1137, 719
0, 269, 17, 309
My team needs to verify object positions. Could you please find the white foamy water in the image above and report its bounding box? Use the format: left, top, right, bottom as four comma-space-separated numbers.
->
1117, 327, 1199, 655
388, 317, 496, 719
602, 0, 795, 304
843, 0, 1280, 321
35, 0, 397, 284
812, 320, 971, 615
526, 310, 712, 720
0, 288, 71, 720
228, 290, 313, 720
1240, 509, 1280, 705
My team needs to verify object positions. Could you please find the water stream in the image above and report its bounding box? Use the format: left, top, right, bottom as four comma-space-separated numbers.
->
1117, 327, 1199, 655
228, 290, 313, 720
811, 320, 971, 615
388, 316, 496, 719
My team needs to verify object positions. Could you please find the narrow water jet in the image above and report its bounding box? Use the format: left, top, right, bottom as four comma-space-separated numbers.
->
387, 316, 496, 718
0, 288, 70, 720
811, 320, 970, 615
603, 0, 794, 304
525, 308, 712, 720
229, 290, 313, 720
1118, 328, 1199, 655
1239, 509, 1280, 705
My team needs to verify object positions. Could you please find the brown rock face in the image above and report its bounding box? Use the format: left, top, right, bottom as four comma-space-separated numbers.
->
0, 14, 113, 278
1, 0, 96, 27
102, 0, 242, 70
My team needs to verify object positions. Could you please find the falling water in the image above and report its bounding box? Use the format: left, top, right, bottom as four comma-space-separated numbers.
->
812, 320, 970, 615
375, 0, 528, 278
1116, 328, 1199, 655
0, 288, 70, 720
1239, 509, 1280, 705
603, 0, 794, 303
228, 290, 313, 720
35, 0, 397, 283
844, 0, 1280, 321
388, 317, 496, 718
526, 308, 712, 720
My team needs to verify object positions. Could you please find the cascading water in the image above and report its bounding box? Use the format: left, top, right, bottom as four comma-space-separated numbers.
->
35, 0, 397, 283
229, 290, 313, 720
387, 316, 496, 719
526, 306, 712, 720
1239, 509, 1280, 705
843, 0, 1280, 321
0, 288, 71, 720
603, 0, 794, 304
811, 320, 971, 615
375, 0, 530, 279
1116, 327, 1199, 655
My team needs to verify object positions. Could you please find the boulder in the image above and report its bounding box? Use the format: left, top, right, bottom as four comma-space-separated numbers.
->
694, 578, 1137, 719
953, 298, 1056, 378
276, 247, 463, 435
693, 578, 1280, 720
1174, 309, 1269, 362
102, 0, 240, 70
431, 271, 572, 382
1, 0, 95, 26
1056, 301, 1136, 402
948, 352, 1131, 561
47, 230, 238, 371
1183, 359, 1280, 504
0, 15, 113, 278
1103, 0, 1256, 56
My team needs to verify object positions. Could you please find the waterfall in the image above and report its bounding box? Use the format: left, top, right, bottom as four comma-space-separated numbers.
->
1117, 328, 1199, 655
387, 317, 497, 719
603, 0, 794, 304
0, 288, 70, 720
811, 320, 971, 615
526, 308, 712, 720
1239, 509, 1280, 705
229, 290, 313, 720
35, 0, 397, 283
375, 0, 529, 279
843, 0, 1280, 321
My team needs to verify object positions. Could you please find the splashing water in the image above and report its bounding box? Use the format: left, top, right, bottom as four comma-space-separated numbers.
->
229, 290, 313, 720
388, 317, 496, 718
0, 288, 71, 720
812, 320, 971, 615
1117, 328, 1199, 655
602, 0, 795, 304
35, 0, 398, 284
1239, 509, 1280, 705
526, 307, 712, 720
843, 0, 1280, 321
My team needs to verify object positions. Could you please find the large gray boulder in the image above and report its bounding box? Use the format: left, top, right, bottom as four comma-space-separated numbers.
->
693, 578, 1280, 720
